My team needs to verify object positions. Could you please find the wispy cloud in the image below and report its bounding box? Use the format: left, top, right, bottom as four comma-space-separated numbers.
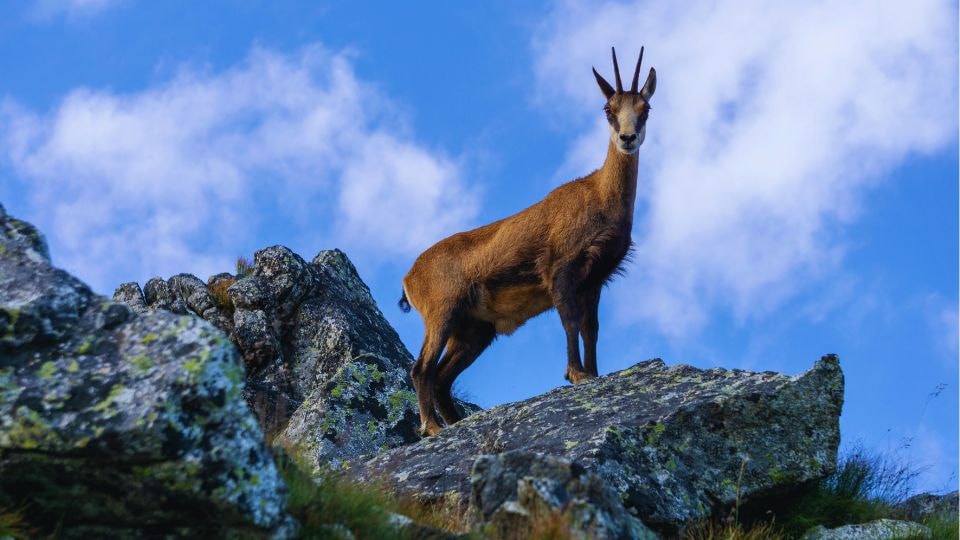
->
0, 45, 477, 292
534, 0, 958, 337
29, 0, 123, 20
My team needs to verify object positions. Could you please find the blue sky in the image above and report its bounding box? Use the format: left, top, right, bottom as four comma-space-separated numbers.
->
0, 1, 956, 493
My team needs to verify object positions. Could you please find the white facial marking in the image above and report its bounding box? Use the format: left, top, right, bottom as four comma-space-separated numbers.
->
611, 103, 642, 155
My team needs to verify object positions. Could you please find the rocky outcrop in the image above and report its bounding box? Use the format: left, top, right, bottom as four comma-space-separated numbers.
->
801, 518, 931, 539
471, 451, 657, 539
113, 245, 476, 471
0, 204, 291, 538
352, 356, 844, 535
895, 490, 958, 522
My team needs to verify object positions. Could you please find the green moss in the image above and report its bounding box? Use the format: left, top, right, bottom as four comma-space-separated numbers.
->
37, 361, 57, 379
65, 360, 79, 373
141, 333, 159, 345
667, 456, 679, 472
330, 384, 346, 399
370, 366, 384, 383
367, 420, 378, 435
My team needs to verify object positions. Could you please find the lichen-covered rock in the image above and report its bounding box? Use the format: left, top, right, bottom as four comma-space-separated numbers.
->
113, 282, 148, 314
352, 356, 843, 534
0, 205, 291, 538
113, 245, 477, 468
801, 518, 931, 539
471, 451, 657, 539
895, 490, 958, 522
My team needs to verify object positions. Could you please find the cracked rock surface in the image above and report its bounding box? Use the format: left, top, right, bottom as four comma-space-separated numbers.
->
114, 245, 477, 471
352, 355, 844, 534
0, 204, 291, 538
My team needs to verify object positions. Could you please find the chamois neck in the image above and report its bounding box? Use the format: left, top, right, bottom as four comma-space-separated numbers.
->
597, 141, 639, 211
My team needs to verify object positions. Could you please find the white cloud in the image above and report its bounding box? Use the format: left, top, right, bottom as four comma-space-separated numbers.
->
0, 45, 477, 292
534, 0, 957, 337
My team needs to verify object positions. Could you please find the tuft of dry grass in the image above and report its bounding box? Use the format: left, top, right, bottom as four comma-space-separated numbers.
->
683, 519, 784, 540
208, 276, 236, 311
236, 256, 254, 278
391, 492, 472, 534
0, 507, 36, 539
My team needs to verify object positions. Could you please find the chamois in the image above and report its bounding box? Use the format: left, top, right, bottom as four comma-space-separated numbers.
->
401, 47, 656, 436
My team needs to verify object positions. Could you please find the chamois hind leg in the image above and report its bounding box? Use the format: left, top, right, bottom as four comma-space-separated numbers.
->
549, 264, 594, 385
434, 320, 495, 426
410, 319, 451, 437
580, 287, 601, 377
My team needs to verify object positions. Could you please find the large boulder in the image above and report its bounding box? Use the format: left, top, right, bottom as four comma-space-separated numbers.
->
0, 204, 291, 537
471, 451, 657, 539
895, 490, 958, 522
351, 355, 844, 534
801, 518, 931, 539
114, 245, 477, 471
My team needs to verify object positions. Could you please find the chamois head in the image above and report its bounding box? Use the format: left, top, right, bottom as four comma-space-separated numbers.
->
593, 47, 657, 155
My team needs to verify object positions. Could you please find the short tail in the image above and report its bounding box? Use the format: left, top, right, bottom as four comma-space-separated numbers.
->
398, 290, 411, 313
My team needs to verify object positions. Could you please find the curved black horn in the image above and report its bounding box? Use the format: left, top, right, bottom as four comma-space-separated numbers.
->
611, 47, 623, 93
631, 46, 645, 93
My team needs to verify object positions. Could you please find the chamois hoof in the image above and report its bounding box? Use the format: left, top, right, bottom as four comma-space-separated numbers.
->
565, 369, 596, 385
418, 423, 443, 438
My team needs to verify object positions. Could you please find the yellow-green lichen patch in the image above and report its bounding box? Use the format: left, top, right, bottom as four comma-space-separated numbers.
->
645, 422, 666, 445
9, 406, 60, 450
92, 384, 125, 413
564, 440, 578, 450
386, 389, 416, 423
0, 367, 21, 404
76, 335, 95, 355
768, 466, 787, 484
66, 360, 80, 373
141, 333, 159, 345
37, 361, 57, 379
130, 355, 153, 373
182, 352, 211, 380
1, 308, 20, 339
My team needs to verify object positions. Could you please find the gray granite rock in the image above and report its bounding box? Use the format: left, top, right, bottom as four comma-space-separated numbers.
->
895, 490, 958, 522
351, 355, 843, 534
0, 204, 291, 538
801, 518, 931, 539
471, 451, 657, 539
113, 244, 477, 468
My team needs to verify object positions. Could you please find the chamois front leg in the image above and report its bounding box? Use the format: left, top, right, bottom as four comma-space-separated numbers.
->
580, 287, 601, 377
550, 266, 595, 385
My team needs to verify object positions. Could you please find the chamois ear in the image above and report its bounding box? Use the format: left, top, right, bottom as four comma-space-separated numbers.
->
593, 67, 616, 100
640, 67, 657, 101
